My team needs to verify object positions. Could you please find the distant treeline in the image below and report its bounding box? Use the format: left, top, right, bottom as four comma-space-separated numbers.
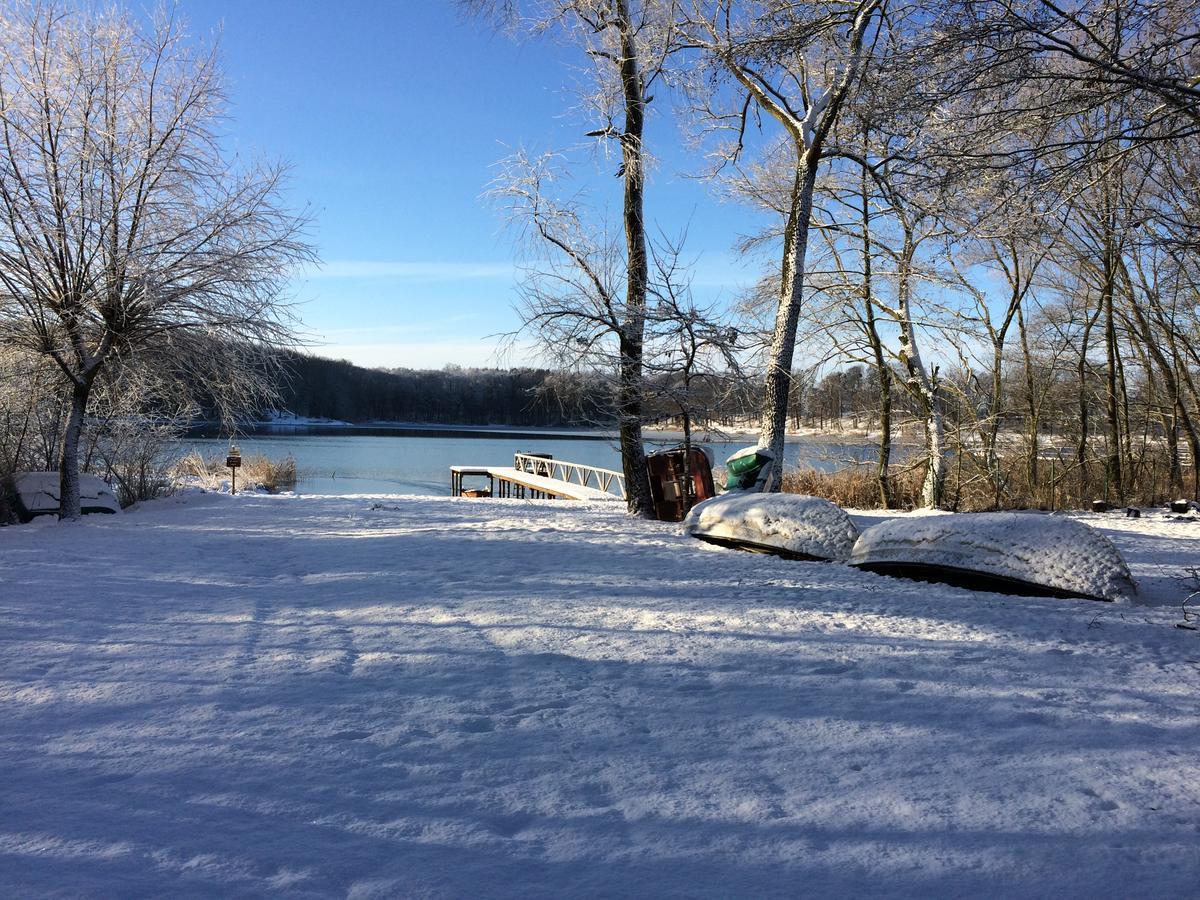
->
275, 353, 608, 427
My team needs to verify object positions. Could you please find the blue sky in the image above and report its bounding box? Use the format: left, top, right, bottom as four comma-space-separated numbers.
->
181, 0, 766, 370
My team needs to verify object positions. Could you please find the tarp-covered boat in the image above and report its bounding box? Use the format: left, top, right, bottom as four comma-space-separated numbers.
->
11, 472, 122, 522
683, 492, 859, 561
849, 512, 1136, 602
723, 446, 776, 492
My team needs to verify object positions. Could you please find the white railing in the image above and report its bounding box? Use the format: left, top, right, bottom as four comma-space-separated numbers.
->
514, 453, 626, 499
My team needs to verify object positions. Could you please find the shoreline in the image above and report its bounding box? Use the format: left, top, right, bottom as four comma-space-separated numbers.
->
187, 419, 903, 446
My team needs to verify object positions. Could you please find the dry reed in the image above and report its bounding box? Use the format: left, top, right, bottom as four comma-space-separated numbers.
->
174, 451, 297, 494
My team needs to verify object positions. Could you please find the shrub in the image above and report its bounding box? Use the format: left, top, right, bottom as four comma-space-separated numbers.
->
173, 451, 297, 494
781, 465, 923, 509
248, 454, 297, 493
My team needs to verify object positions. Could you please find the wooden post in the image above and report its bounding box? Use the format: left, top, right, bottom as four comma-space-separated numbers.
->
226, 445, 242, 496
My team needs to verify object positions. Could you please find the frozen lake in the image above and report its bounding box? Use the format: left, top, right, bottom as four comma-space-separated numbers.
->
180, 428, 885, 495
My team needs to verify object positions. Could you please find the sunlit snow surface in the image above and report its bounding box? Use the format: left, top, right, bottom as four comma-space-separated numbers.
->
684, 492, 859, 561
851, 512, 1137, 602
2, 492, 1199, 897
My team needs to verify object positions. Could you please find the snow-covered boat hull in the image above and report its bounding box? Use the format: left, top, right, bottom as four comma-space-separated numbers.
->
11, 472, 122, 522
850, 512, 1136, 603
683, 493, 859, 562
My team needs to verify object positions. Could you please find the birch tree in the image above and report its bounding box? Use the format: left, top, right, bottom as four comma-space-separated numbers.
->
682, 0, 884, 486
0, 3, 312, 518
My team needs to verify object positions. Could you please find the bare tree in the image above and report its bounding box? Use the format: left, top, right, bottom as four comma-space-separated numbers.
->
956, 0, 1200, 134
945, 190, 1059, 505
0, 347, 65, 475
0, 3, 312, 518
643, 233, 742, 511
469, 0, 682, 516
682, 0, 884, 485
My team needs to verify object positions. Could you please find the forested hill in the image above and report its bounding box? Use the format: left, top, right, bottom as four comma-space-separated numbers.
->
275, 353, 603, 427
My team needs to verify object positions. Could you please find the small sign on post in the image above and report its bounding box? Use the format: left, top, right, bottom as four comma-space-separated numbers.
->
226, 444, 242, 495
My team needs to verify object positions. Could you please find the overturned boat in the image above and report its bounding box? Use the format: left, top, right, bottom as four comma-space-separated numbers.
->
723, 445, 776, 492
646, 446, 716, 522
683, 492, 859, 562
849, 512, 1136, 602
9, 472, 122, 522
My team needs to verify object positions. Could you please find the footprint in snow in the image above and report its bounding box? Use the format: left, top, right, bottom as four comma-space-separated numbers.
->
809, 663, 855, 676
508, 699, 572, 716
458, 717, 495, 733
573, 780, 613, 809
1082, 787, 1120, 811
487, 812, 535, 837
85, 772, 135, 787
331, 729, 373, 741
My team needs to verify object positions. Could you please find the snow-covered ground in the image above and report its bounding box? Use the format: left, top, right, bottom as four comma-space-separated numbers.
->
2, 493, 1198, 897
255, 409, 354, 427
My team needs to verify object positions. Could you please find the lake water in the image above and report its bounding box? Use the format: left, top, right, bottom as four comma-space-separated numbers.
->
180, 427, 881, 495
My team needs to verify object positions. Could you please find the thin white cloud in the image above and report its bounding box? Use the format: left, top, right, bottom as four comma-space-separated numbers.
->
300, 260, 516, 281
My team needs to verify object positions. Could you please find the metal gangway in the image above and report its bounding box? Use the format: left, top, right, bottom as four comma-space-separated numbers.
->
450, 453, 626, 502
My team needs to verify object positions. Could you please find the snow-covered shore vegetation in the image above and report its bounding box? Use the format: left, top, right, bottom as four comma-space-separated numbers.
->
2, 493, 1198, 896
173, 451, 298, 495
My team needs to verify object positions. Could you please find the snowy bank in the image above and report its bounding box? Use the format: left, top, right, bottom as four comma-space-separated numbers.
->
1, 494, 1198, 897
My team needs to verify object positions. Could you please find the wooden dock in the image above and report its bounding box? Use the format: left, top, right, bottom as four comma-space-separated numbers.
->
451, 454, 625, 502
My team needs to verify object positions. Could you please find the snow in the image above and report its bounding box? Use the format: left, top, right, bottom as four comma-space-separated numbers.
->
2, 493, 1199, 896
257, 409, 352, 427
725, 444, 771, 464
850, 512, 1137, 603
11, 471, 122, 519
684, 492, 859, 561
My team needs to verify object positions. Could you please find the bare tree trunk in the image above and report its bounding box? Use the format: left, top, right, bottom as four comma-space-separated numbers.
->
615, 0, 653, 517
58, 381, 92, 520
858, 144, 893, 508
895, 230, 944, 508
1076, 303, 1099, 502
981, 240, 1033, 506
1165, 397, 1182, 496
1171, 357, 1200, 498
1102, 223, 1123, 503
759, 159, 819, 484
921, 388, 946, 509
680, 408, 694, 515
1125, 283, 1190, 495
1016, 303, 1039, 496
874, 355, 894, 508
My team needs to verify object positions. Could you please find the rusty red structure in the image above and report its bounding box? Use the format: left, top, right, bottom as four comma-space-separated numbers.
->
646, 447, 716, 522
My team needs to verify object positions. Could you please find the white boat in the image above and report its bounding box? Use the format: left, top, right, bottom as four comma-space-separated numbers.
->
11, 472, 122, 522
849, 512, 1136, 602
683, 492, 859, 562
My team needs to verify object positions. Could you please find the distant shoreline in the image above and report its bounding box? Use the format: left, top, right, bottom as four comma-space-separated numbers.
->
186, 420, 895, 446
185, 422, 617, 442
